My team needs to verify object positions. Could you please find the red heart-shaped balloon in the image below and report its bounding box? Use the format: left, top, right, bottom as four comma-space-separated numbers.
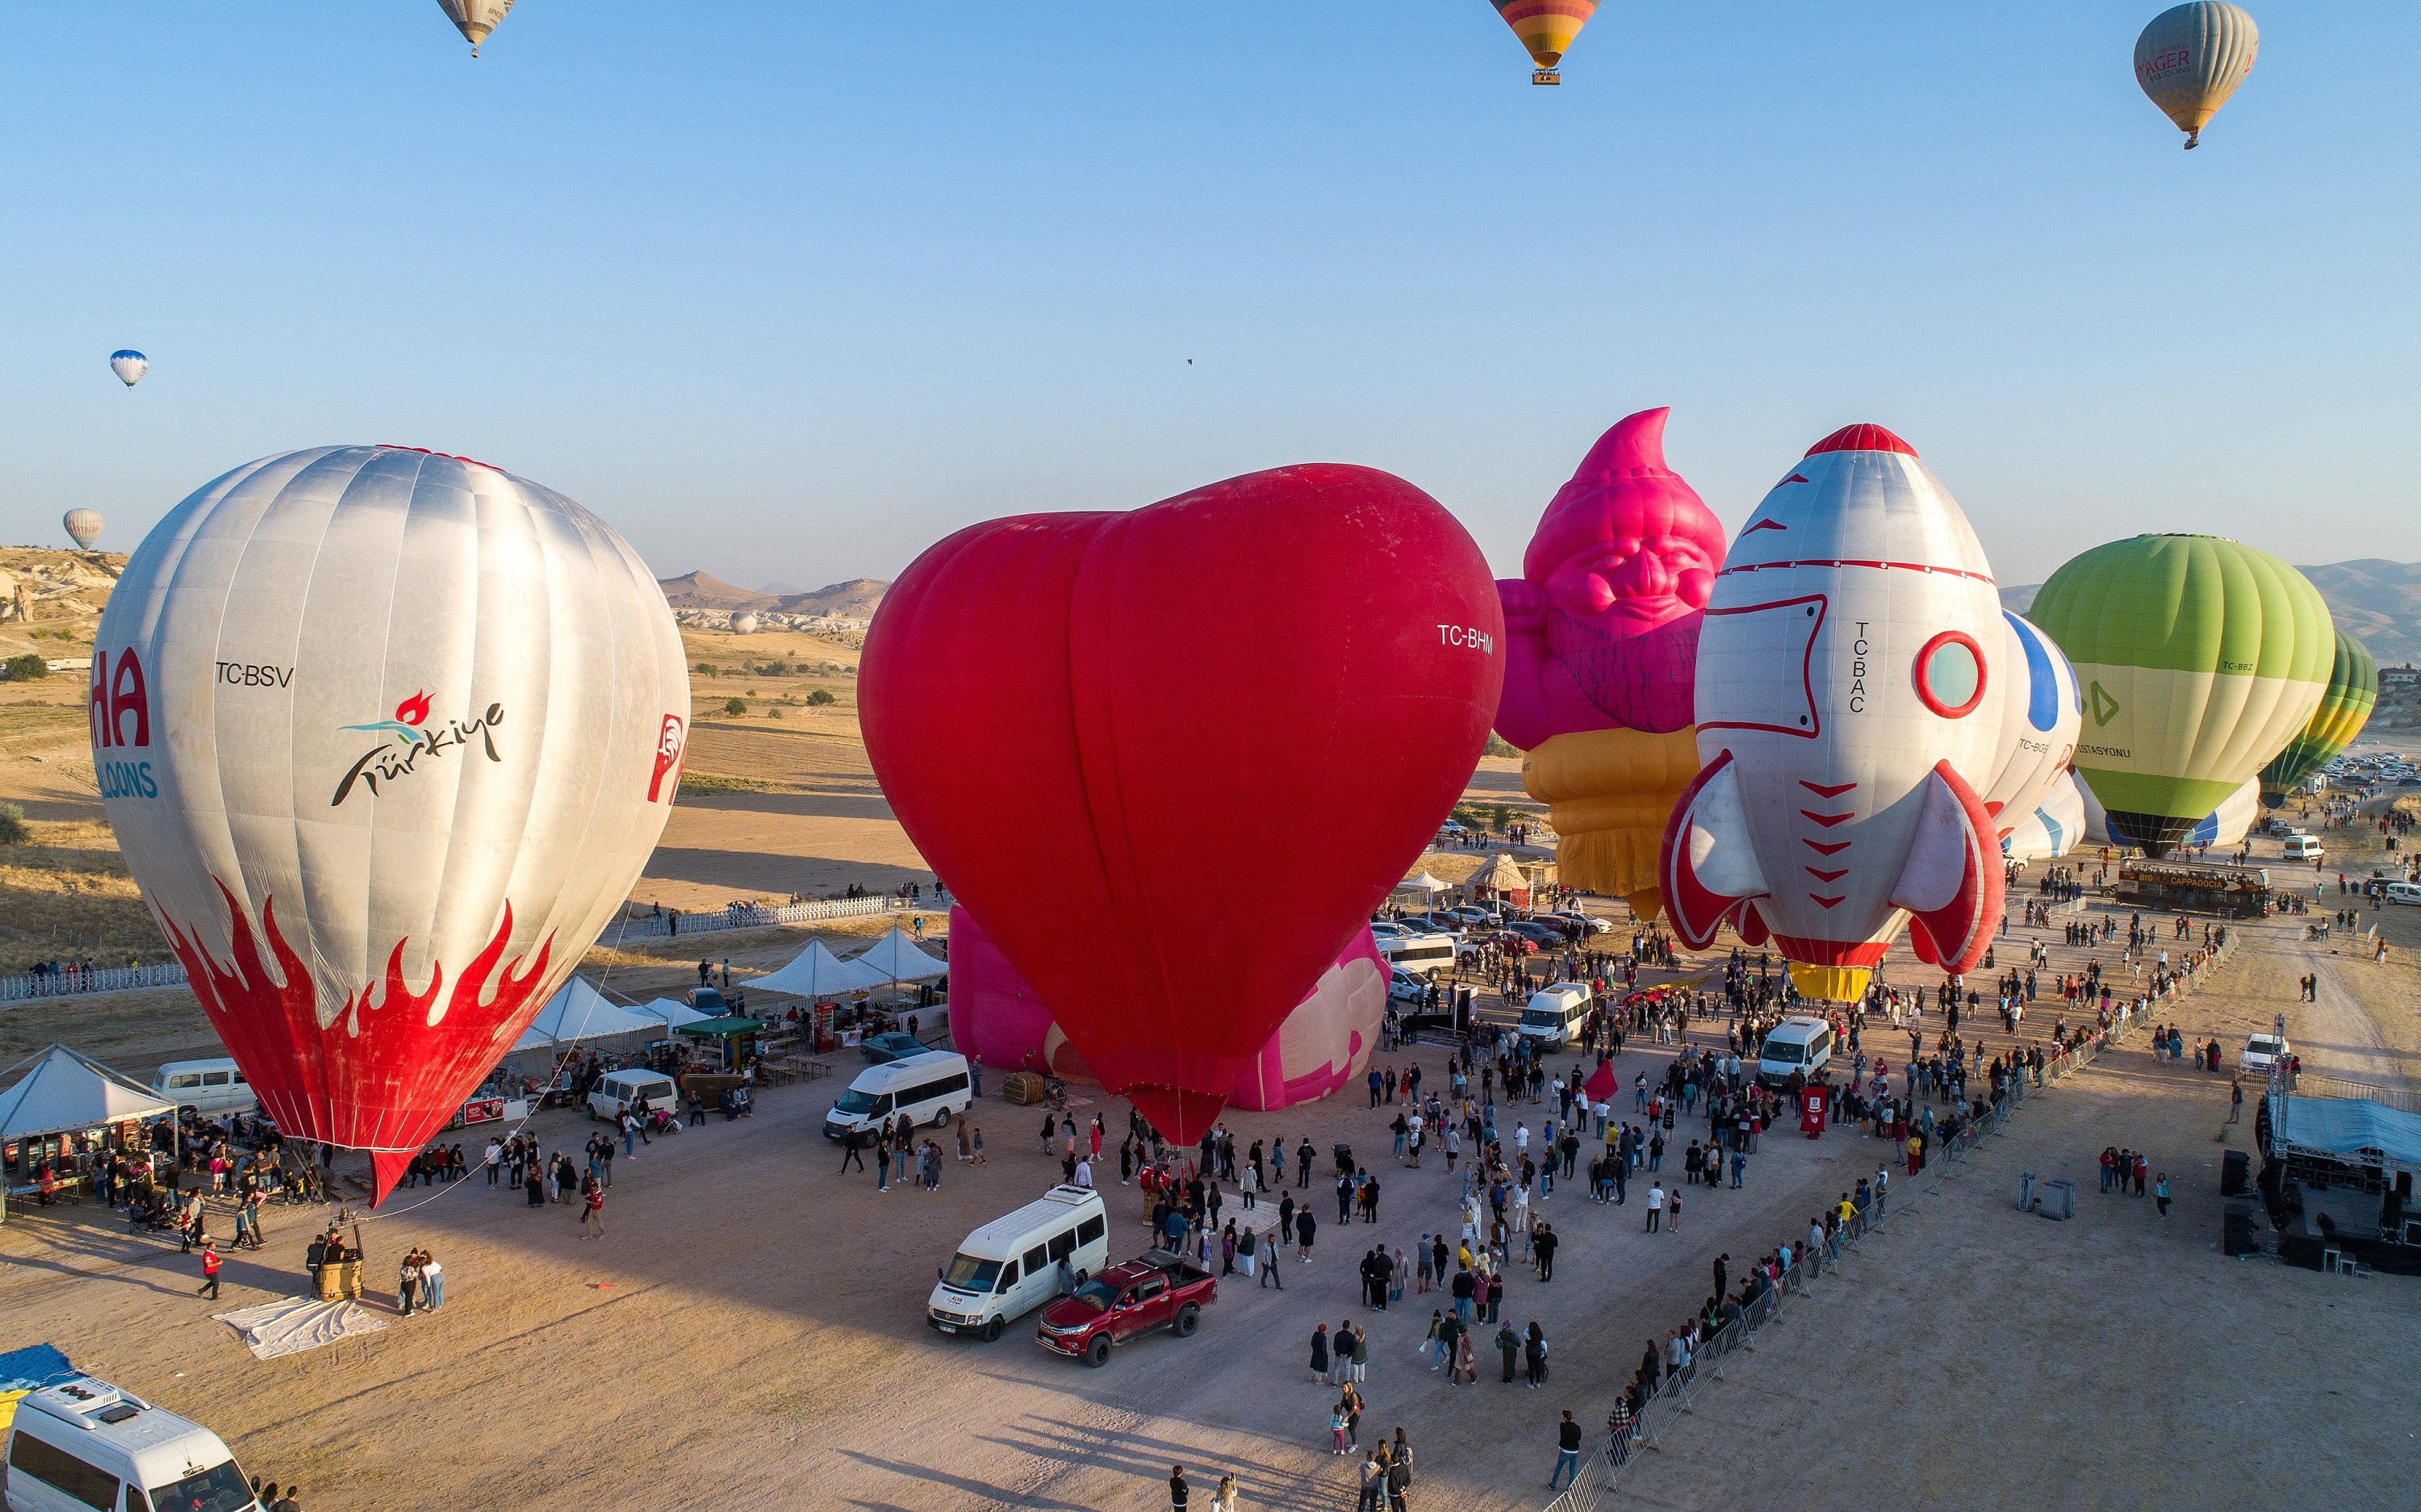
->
862, 465, 1503, 1141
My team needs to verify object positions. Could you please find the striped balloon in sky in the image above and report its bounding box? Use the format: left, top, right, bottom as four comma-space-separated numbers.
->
2134, 2, 2259, 148
2259, 629, 2377, 802
1491, 0, 1599, 79
2030, 534, 2329, 856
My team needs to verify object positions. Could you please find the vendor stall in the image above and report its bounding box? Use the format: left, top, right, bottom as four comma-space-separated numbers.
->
0, 1045, 177, 1222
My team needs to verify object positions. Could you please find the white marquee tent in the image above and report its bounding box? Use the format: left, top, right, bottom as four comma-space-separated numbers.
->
746, 940, 889, 999
0, 1045, 174, 1142
512, 978, 663, 1053
638, 998, 719, 1032
851, 928, 948, 983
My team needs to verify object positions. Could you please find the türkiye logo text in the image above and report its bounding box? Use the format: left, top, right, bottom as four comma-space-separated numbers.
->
91, 648, 156, 798
332, 687, 505, 807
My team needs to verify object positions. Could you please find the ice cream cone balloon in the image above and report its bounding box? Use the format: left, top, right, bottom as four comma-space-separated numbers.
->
1495, 408, 1725, 922
1522, 726, 1698, 917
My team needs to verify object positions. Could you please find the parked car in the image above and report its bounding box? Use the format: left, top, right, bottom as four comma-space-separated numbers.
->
1450, 906, 1495, 927
1507, 921, 1565, 947
1549, 909, 1612, 936
2242, 1033, 2290, 1075
3, 1376, 256, 1512
859, 1031, 930, 1064
587, 1069, 680, 1124
149, 1058, 257, 1115
1415, 910, 1467, 934
1036, 1251, 1219, 1367
1492, 933, 1538, 957
1388, 968, 1430, 1007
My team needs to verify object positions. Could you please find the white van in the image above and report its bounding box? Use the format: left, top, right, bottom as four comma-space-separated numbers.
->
587, 1069, 679, 1123
1376, 930, 1457, 979
1516, 984, 1594, 1049
148, 1059, 256, 1115
926, 1184, 1110, 1341
2385, 882, 2421, 906
3, 1375, 256, 1512
823, 1050, 972, 1141
2283, 834, 2325, 862
1756, 1016, 1834, 1084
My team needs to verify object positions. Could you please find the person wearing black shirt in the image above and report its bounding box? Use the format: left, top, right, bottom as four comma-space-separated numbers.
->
1169, 1465, 1189, 1511
1549, 1411, 1583, 1489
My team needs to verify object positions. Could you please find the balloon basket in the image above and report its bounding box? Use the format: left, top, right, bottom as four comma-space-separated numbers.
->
1786, 963, 1870, 1004
1532, 69, 1561, 86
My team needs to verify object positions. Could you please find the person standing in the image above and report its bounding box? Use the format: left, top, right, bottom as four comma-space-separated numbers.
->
2228, 1077, 2243, 1123
579, 1177, 605, 1238
1548, 1410, 1583, 1489
1533, 1223, 1558, 1281
1209, 1473, 1238, 1512
1296, 1206, 1317, 1263
197, 1239, 223, 1301
1645, 1183, 1665, 1233
1524, 1322, 1548, 1388
1169, 1465, 1190, 1512
2155, 1172, 2172, 1218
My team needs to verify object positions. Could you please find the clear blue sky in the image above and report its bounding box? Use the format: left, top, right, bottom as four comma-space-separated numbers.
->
3, 3, 2414, 588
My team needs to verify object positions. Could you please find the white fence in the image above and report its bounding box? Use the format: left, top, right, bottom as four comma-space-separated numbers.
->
604, 893, 921, 942
0, 896, 935, 1005
0, 963, 190, 1004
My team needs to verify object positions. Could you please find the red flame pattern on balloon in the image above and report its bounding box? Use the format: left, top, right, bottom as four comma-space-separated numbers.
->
157, 879, 554, 1201
395, 689, 433, 727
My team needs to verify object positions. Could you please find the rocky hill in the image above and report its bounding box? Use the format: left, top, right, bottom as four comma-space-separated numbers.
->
0, 548, 123, 660
2003, 558, 2421, 668
656, 571, 889, 620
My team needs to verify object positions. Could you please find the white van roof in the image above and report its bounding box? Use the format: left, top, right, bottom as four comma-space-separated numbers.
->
1765, 1016, 1830, 1040
960, 1185, 1105, 1255
152, 1057, 240, 1079
17, 1376, 233, 1487
849, 1050, 968, 1088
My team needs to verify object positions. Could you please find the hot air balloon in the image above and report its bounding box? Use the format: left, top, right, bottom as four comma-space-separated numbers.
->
93, 445, 689, 1202
2030, 535, 2329, 857
62, 510, 103, 551
2260, 629, 2377, 803
109, 350, 148, 387
1661, 424, 2006, 1005
1491, 0, 1599, 84
2004, 770, 2088, 863
437, 0, 514, 56
1495, 408, 1724, 921
1977, 611, 2081, 836
861, 466, 1501, 1143
2080, 772, 2258, 851
730, 612, 759, 635
2134, 2, 2258, 148
948, 906, 1388, 1113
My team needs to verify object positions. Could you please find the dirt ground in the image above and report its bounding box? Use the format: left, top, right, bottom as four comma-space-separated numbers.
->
6, 825, 2409, 1511
6, 592, 2417, 1510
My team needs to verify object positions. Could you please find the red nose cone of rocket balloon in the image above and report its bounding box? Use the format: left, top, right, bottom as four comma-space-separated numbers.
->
1804, 424, 1918, 459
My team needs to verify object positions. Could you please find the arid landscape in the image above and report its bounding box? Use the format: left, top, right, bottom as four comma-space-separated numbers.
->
3, 547, 2418, 1510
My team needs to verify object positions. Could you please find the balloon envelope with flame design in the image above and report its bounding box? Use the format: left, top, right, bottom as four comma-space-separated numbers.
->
93, 445, 689, 1201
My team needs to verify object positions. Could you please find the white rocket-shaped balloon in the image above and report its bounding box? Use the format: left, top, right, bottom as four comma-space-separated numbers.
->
1659, 424, 2006, 1002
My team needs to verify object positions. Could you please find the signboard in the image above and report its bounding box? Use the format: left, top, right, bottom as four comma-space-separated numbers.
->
1798, 1086, 1829, 1138
460, 1097, 508, 1126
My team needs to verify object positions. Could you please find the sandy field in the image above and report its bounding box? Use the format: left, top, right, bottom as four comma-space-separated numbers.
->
5, 579, 2416, 1510
7, 837, 2407, 1510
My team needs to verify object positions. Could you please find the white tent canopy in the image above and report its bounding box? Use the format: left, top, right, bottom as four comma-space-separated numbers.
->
1398, 871, 1449, 894
0, 1045, 174, 1142
746, 940, 889, 999
512, 978, 663, 1053
851, 928, 948, 982
638, 998, 717, 1032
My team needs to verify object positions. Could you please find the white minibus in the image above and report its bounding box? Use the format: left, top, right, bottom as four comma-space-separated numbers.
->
823, 1050, 972, 1140
1756, 1016, 1834, 1084
926, 1185, 1111, 1341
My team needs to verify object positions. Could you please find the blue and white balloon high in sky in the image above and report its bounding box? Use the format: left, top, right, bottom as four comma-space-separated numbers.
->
1660, 423, 2006, 1003
110, 350, 148, 387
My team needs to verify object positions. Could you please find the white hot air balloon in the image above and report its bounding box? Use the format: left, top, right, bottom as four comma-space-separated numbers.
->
436, 0, 515, 56
1978, 611, 2081, 837
2004, 770, 2087, 864
730, 611, 759, 635
110, 350, 148, 387
93, 445, 688, 1201
63, 509, 104, 550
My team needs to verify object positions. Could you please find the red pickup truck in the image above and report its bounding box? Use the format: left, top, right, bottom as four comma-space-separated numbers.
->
1035, 1251, 1218, 1367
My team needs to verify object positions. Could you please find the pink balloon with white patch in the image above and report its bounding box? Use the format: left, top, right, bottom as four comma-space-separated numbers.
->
948, 906, 1385, 1111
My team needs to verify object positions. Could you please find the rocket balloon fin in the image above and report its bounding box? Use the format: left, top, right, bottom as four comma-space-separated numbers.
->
1658, 749, 1772, 950
1888, 761, 2004, 975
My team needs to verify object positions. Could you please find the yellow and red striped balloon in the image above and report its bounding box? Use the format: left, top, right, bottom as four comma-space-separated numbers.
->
1492, 0, 1599, 72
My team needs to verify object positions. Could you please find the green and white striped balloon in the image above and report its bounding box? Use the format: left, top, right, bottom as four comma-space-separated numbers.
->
2030, 533, 2329, 854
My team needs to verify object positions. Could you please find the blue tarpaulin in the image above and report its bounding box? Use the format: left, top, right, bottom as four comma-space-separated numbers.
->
0, 1344, 73, 1392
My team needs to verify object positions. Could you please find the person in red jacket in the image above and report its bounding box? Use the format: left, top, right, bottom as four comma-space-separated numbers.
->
198, 1240, 223, 1301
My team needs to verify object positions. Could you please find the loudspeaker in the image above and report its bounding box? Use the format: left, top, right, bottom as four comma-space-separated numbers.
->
2222, 1204, 2258, 1257
2222, 1149, 2250, 1197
